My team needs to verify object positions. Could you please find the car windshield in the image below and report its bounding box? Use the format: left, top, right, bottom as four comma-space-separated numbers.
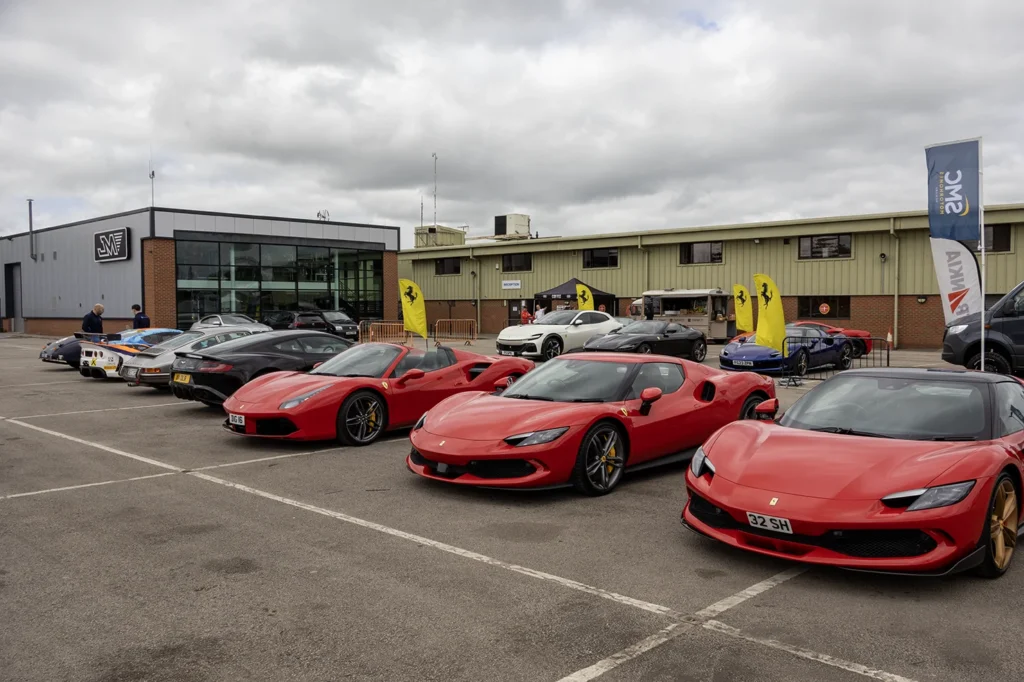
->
502, 358, 632, 403
147, 331, 204, 352
322, 311, 352, 323
310, 344, 401, 378
779, 375, 990, 440
536, 310, 577, 326
621, 321, 665, 334
220, 314, 255, 324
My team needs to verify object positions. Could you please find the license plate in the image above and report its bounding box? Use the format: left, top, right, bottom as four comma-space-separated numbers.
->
733, 360, 754, 367
124, 368, 138, 379
173, 373, 191, 384
229, 414, 245, 426
499, 350, 516, 356
746, 512, 793, 534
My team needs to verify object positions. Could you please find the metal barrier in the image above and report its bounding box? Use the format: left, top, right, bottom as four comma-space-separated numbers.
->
358, 320, 374, 343
433, 319, 477, 346
366, 321, 412, 346
778, 336, 889, 387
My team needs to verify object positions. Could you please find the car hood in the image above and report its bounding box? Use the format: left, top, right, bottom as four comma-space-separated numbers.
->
947, 310, 987, 328
498, 324, 567, 341
721, 342, 780, 359
229, 371, 345, 407
424, 392, 600, 441
706, 422, 978, 500
584, 333, 653, 350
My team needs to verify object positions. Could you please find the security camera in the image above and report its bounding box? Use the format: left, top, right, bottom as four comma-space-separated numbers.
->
879, 253, 887, 263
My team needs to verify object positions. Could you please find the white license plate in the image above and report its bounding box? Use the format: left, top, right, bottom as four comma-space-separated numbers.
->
124, 368, 138, 379
746, 512, 793, 534
229, 414, 245, 426
499, 350, 516, 356
733, 360, 754, 367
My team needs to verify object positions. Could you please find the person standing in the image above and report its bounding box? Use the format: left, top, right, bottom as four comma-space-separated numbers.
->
520, 307, 533, 325
82, 304, 104, 334
131, 304, 150, 329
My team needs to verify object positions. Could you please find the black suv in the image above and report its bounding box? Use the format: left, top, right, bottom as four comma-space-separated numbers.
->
942, 283, 1024, 374
262, 311, 360, 342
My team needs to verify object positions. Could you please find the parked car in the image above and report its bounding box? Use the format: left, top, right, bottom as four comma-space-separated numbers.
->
496, 309, 622, 360
730, 321, 872, 357
190, 314, 271, 332
39, 335, 83, 369
78, 329, 184, 379
119, 327, 259, 388
319, 310, 361, 342
169, 330, 351, 406
943, 282, 1024, 374
719, 325, 853, 376
583, 320, 708, 361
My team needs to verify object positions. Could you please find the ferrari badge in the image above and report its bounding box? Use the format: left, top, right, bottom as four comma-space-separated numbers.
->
769, 497, 779, 506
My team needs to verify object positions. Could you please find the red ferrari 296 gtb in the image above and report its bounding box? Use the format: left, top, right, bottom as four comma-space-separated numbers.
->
221, 343, 533, 446
683, 368, 1024, 578
407, 353, 775, 495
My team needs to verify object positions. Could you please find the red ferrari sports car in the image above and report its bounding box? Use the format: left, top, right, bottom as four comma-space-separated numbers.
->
221, 343, 533, 446
407, 353, 776, 495
683, 367, 1024, 577
731, 321, 873, 357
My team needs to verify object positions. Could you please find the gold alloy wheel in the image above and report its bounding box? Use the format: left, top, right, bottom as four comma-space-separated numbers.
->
991, 479, 1019, 570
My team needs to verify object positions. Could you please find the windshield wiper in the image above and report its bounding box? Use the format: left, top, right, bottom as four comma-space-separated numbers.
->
567, 398, 604, 403
928, 435, 977, 441
504, 394, 556, 401
807, 426, 894, 439
338, 373, 375, 377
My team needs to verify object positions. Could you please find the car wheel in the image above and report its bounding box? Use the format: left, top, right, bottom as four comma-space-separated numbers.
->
838, 344, 853, 370
792, 349, 809, 377
67, 361, 80, 370
570, 422, 627, 496
637, 343, 653, 354
739, 394, 765, 420
851, 340, 865, 359
337, 390, 387, 446
690, 339, 707, 362
975, 473, 1019, 579
966, 351, 1012, 374
542, 336, 563, 360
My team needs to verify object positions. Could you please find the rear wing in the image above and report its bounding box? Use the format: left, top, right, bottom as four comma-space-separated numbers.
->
73, 331, 129, 342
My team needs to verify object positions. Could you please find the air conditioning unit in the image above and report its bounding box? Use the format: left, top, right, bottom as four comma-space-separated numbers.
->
494, 214, 531, 237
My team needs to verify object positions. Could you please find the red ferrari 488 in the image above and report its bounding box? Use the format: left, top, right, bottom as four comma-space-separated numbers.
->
221, 343, 533, 446
683, 368, 1024, 577
407, 353, 775, 495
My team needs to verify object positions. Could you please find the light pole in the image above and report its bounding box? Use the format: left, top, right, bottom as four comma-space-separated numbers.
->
432, 152, 437, 227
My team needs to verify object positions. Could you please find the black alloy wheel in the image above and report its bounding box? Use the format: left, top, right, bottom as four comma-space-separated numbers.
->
739, 394, 765, 420
838, 344, 853, 370
792, 349, 809, 377
338, 390, 387, 446
966, 351, 1012, 375
690, 339, 707, 362
570, 423, 627, 496
542, 336, 563, 360
851, 340, 865, 359
637, 343, 653, 354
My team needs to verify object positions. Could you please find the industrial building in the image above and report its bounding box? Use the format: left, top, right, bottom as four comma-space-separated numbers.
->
398, 205, 1024, 347
1, 207, 400, 334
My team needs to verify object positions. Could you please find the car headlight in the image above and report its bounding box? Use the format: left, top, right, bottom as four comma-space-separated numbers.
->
504, 427, 569, 447
413, 412, 427, 430
689, 446, 716, 477
721, 350, 729, 357
527, 333, 543, 340
279, 386, 329, 410
882, 481, 976, 511
947, 324, 968, 335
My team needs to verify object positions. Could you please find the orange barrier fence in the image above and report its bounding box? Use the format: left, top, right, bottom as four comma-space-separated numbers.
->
433, 319, 477, 346
363, 321, 412, 346
358, 320, 374, 343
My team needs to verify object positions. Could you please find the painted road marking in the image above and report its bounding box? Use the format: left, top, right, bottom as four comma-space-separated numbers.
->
693, 566, 806, 619
2, 381, 82, 389
0, 473, 176, 501
14, 402, 187, 420
556, 623, 692, 682
193, 447, 344, 471
6, 420, 182, 472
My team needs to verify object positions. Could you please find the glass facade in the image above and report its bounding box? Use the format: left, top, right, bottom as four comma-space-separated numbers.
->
176, 240, 383, 329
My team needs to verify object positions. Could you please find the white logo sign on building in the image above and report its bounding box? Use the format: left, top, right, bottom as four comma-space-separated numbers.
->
94, 227, 131, 262
501, 280, 521, 290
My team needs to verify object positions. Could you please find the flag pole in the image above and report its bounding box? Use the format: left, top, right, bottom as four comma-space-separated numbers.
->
979, 138, 986, 372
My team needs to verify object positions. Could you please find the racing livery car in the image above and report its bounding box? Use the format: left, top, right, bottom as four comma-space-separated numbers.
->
683, 368, 1024, 577
78, 329, 183, 379
407, 353, 775, 495
222, 343, 533, 446
583, 320, 707, 361
40, 335, 83, 369
719, 324, 853, 376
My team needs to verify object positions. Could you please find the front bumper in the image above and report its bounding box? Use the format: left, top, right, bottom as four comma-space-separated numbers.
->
941, 333, 968, 364
496, 340, 541, 358
681, 474, 993, 574
718, 357, 787, 374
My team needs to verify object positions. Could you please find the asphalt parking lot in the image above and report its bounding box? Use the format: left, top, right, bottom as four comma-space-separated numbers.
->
1, 336, 1020, 682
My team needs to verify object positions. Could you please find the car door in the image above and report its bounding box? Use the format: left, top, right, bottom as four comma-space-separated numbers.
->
387, 349, 463, 426
660, 323, 688, 357
617, 362, 695, 462
565, 312, 594, 349
993, 381, 1024, 462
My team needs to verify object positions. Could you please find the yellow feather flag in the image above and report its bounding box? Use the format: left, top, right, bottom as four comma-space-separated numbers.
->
398, 278, 428, 340
732, 284, 753, 333
753, 274, 786, 355
575, 282, 595, 310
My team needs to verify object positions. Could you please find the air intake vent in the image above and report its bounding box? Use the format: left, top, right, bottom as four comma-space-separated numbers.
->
700, 381, 716, 402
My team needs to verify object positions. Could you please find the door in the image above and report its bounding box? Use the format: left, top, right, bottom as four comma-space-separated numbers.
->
4, 263, 24, 333
992, 289, 1024, 366
387, 349, 462, 426
618, 362, 693, 462
661, 323, 689, 356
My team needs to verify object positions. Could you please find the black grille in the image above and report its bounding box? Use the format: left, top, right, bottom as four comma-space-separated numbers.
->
410, 448, 535, 480
687, 492, 937, 558
255, 418, 298, 436
496, 343, 521, 353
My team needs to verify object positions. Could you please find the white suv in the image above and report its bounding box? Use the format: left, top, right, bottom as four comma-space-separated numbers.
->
497, 310, 622, 360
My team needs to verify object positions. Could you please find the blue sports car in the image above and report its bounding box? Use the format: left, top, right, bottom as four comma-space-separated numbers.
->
718, 324, 853, 376
40, 335, 84, 369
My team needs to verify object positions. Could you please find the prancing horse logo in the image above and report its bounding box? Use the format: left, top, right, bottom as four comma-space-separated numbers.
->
579, 289, 589, 306
404, 285, 418, 305
737, 290, 747, 307
769, 497, 779, 506
760, 283, 772, 308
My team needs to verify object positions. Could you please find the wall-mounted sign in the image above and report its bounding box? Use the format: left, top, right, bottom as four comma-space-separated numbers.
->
94, 227, 131, 263
501, 279, 521, 290
818, 302, 830, 315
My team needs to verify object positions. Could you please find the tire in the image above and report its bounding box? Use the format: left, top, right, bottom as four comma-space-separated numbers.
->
337, 390, 388, 446
690, 339, 707, 363
966, 351, 1012, 375
851, 340, 865, 359
837, 344, 853, 370
570, 422, 627, 496
739, 394, 765, 420
974, 473, 1019, 579
542, 336, 563, 360
791, 349, 809, 377
67, 361, 80, 370
637, 343, 653, 354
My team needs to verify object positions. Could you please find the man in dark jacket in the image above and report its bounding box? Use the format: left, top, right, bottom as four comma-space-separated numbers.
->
131, 304, 150, 329
82, 304, 104, 333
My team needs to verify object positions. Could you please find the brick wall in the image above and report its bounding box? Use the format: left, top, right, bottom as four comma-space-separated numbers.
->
24, 318, 134, 336
425, 300, 478, 327
383, 252, 399, 320
894, 294, 946, 349
481, 300, 508, 334
143, 238, 177, 329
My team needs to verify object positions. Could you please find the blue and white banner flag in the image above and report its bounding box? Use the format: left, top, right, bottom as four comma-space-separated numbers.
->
925, 139, 981, 241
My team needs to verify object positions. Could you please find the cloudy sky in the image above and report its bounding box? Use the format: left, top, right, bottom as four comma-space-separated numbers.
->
1, 0, 1021, 247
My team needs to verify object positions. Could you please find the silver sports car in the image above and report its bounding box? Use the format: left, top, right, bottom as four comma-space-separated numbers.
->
190, 314, 271, 332
119, 326, 265, 387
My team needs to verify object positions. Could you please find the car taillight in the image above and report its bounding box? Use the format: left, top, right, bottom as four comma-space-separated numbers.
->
198, 361, 233, 373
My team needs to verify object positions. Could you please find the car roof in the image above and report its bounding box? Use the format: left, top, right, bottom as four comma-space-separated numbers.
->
842, 367, 1013, 384
552, 352, 677, 364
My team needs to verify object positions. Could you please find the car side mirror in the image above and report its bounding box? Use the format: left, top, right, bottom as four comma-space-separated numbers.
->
493, 378, 510, 394
1013, 299, 1024, 316
572, 319, 584, 326
754, 399, 779, 420
313, 362, 324, 369
639, 387, 662, 416
398, 368, 425, 385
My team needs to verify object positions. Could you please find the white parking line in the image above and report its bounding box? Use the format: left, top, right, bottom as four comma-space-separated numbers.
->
15, 402, 187, 420
192, 447, 343, 471
2, 380, 81, 389
693, 566, 806, 619
0, 473, 177, 501
556, 623, 691, 682
6, 420, 182, 472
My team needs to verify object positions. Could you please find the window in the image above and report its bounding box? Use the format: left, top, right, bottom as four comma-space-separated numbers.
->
962, 225, 1012, 253
583, 248, 618, 269
798, 233, 852, 260
797, 296, 851, 320
995, 382, 1024, 436
666, 323, 684, 334
579, 312, 606, 325
298, 335, 345, 354
628, 363, 685, 399
435, 258, 461, 276
502, 253, 532, 272
272, 338, 305, 353
193, 331, 250, 350
679, 242, 723, 265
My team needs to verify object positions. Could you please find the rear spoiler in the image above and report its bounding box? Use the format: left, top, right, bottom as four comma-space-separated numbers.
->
73, 331, 127, 342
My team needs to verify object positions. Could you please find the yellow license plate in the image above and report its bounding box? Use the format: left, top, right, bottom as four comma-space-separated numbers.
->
173, 373, 192, 384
